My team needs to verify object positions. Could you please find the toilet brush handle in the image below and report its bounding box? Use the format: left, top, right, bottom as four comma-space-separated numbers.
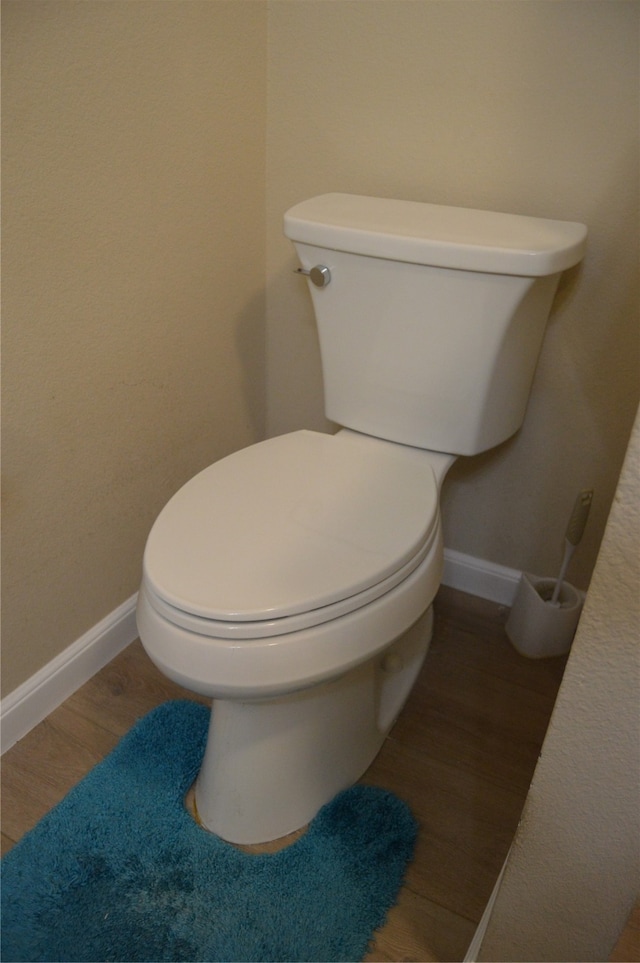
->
551, 541, 575, 605
550, 489, 593, 605
566, 489, 594, 546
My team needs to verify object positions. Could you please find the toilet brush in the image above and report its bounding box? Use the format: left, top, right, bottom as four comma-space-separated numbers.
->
550, 488, 593, 605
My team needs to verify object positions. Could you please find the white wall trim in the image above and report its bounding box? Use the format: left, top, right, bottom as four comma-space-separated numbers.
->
443, 548, 521, 606
1, 594, 138, 755
463, 847, 511, 962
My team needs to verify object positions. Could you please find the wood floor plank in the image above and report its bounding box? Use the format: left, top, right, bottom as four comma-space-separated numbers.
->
610, 899, 640, 962
362, 738, 523, 923
434, 587, 568, 694
0, 587, 567, 960
364, 887, 476, 963
1, 705, 117, 845
392, 656, 557, 796
66, 640, 209, 739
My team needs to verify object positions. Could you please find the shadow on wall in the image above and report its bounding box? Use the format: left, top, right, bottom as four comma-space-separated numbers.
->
573, 145, 640, 451
233, 290, 267, 442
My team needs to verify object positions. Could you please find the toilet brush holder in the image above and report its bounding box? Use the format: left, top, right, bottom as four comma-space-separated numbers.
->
506, 573, 584, 659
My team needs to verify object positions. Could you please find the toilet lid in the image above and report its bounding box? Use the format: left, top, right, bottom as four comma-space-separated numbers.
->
143, 430, 439, 624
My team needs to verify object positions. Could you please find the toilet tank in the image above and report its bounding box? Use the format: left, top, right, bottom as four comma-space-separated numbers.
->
284, 193, 586, 456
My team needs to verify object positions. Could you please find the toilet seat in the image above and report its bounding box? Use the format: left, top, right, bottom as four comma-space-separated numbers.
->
142, 429, 439, 639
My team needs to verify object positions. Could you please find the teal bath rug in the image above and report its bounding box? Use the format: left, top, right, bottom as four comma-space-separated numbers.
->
1, 700, 417, 962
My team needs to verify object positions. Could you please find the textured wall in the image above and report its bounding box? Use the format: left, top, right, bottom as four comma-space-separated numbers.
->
2, 1, 267, 695
266, 0, 639, 591
478, 405, 640, 961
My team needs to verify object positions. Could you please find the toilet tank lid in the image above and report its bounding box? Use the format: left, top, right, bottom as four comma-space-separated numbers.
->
284, 193, 587, 276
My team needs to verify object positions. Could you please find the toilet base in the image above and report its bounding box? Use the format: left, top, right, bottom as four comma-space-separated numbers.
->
195, 607, 433, 844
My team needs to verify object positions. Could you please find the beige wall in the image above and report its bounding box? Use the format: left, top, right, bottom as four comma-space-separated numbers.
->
2, 1, 638, 703
479, 404, 640, 962
1, 1, 267, 696
266, 0, 639, 591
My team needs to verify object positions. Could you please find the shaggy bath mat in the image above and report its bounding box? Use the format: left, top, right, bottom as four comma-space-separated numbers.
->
1, 700, 417, 962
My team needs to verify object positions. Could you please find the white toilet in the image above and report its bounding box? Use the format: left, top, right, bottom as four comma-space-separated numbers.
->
137, 193, 586, 844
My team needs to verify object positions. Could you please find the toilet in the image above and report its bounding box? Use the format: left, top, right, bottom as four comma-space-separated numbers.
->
137, 193, 586, 844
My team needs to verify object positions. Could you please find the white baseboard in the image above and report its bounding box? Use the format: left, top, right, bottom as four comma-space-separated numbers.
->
463, 847, 511, 962
1, 594, 138, 755
442, 548, 521, 607
0, 549, 521, 755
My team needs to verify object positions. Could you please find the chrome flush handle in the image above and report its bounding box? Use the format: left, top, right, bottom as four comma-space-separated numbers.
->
294, 265, 332, 287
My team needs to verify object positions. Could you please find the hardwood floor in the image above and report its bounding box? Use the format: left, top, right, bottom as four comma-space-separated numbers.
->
610, 901, 640, 963
1, 587, 567, 962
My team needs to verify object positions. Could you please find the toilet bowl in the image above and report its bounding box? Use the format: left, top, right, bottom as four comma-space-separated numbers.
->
139, 430, 453, 695
138, 429, 451, 842
137, 193, 587, 844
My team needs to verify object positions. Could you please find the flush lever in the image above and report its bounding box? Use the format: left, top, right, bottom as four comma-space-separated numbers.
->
294, 265, 332, 288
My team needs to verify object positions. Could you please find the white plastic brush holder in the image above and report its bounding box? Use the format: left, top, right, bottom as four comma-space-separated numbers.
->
506, 573, 583, 659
